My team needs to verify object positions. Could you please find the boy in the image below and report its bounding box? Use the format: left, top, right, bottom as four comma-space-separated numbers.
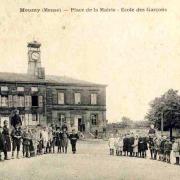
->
11, 124, 22, 159
164, 137, 172, 163
69, 129, 79, 154
118, 135, 123, 156
114, 133, 119, 156
22, 128, 31, 158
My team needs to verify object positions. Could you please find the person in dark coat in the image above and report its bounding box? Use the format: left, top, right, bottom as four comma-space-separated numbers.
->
123, 134, 128, 156
138, 136, 144, 158
69, 129, 79, 154
11, 124, 22, 159
11, 110, 22, 128
55, 126, 63, 153
2, 120, 11, 160
129, 133, 135, 157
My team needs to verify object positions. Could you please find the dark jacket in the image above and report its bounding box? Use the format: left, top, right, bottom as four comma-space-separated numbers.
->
2, 126, 11, 152
11, 114, 22, 128
69, 133, 79, 145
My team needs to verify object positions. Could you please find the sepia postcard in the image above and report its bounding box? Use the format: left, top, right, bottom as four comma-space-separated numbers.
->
0, 0, 180, 180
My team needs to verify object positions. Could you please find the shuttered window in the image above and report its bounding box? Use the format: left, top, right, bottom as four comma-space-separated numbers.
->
91, 93, 97, 105
8, 95, 13, 107
75, 93, 81, 104
38, 96, 43, 107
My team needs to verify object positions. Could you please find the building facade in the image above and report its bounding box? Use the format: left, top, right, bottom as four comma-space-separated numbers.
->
0, 41, 107, 134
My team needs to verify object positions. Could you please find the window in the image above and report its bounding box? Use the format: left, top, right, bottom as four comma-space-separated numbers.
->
58, 92, 64, 104
1, 95, 8, 107
17, 87, 24, 92
31, 87, 38, 92
1, 86, 8, 91
74, 93, 81, 104
32, 96, 38, 107
91, 114, 98, 125
91, 93, 97, 105
25, 96, 32, 107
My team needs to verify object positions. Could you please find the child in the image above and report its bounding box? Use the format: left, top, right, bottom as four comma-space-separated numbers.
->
108, 133, 115, 155
2, 120, 11, 160
61, 129, 69, 154
153, 137, 160, 160
22, 127, 31, 158
164, 137, 172, 163
159, 136, 167, 161
172, 138, 180, 165
56, 127, 62, 153
69, 129, 79, 154
114, 134, 119, 156
133, 135, 139, 157
123, 134, 128, 156
118, 136, 123, 156
41, 126, 49, 154
11, 124, 22, 159
149, 136, 155, 159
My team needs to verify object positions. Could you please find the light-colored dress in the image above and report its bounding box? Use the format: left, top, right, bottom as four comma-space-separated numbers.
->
108, 138, 115, 149
118, 139, 123, 151
133, 139, 138, 153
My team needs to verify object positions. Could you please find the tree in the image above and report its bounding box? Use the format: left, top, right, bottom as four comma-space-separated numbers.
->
121, 116, 133, 128
146, 89, 180, 139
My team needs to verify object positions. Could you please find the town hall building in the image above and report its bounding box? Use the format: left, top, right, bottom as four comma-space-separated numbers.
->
0, 41, 107, 134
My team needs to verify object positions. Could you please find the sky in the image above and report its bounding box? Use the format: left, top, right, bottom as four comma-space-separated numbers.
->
0, 0, 180, 122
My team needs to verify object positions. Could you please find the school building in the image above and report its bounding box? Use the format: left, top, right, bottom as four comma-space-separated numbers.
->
0, 41, 107, 134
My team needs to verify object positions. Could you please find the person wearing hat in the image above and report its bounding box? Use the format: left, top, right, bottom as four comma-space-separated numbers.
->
2, 120, 11, 160
61, 129, 69, 154
159, 135, 167, 161
69, 129, 79, 154
10, 110, 22, 128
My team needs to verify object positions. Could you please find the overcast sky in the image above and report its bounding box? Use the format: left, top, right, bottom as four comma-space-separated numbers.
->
0, 0, 180, 122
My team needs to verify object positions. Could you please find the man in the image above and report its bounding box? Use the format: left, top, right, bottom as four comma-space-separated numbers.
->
148, 124, 156, 138
11, 110, 22, 128
69, 129, 79, 154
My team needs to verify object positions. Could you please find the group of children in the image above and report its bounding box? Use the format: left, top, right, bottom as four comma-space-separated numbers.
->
0, 120, 79, 161
108, 132, 180, 165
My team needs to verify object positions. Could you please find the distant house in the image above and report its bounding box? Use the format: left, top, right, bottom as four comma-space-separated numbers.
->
0, 41, 107, 134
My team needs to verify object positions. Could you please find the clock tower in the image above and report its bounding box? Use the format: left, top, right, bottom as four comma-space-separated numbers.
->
27, 41, 45, 79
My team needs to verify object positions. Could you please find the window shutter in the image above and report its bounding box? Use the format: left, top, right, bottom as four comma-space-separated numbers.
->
38, 96, 43, 107
52, 90, 58, 104
0, 95, 1, 107
8, 95, 13, 107
25, 96, 31, 107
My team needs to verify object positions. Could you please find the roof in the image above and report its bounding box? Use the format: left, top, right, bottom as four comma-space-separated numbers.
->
0, 72, 106, 87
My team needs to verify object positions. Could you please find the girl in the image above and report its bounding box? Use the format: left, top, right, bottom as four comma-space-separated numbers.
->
133, 135, 139, 157
172, 138, 180, 165
108, 133, 115, 155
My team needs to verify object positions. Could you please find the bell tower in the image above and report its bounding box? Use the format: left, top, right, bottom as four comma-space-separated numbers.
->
27, 41, 45, 79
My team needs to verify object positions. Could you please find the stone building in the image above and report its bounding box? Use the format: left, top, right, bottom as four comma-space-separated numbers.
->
0, 41, 107, 134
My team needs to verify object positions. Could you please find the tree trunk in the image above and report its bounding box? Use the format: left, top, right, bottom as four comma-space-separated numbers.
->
170, 126, 173, 141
